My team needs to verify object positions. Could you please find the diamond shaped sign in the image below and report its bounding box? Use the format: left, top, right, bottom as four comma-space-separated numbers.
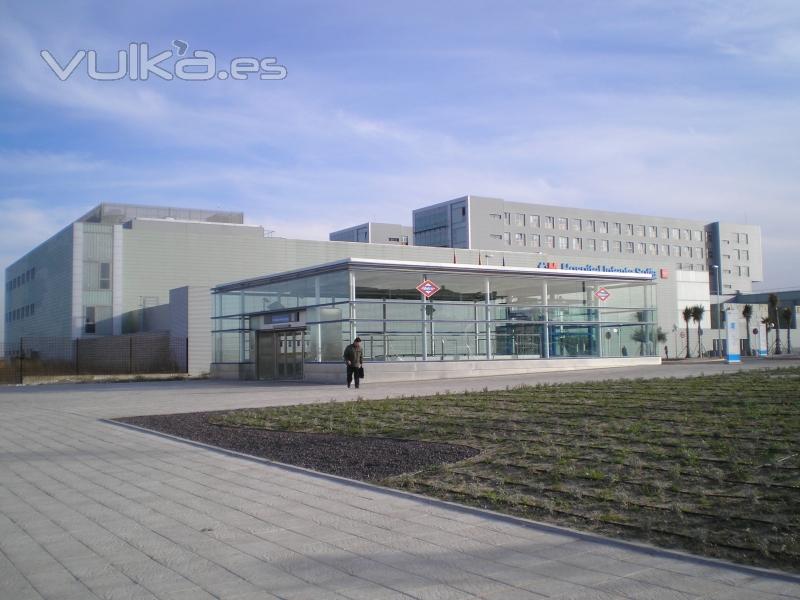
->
594, 287, 611, 302
416, 279, 441, 299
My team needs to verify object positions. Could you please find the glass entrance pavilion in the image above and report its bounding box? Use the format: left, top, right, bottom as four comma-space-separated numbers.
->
211, 258, 659, 381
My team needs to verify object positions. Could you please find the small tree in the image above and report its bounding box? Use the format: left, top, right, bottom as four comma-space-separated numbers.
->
691, 305, 705, 357
781, 306, 793, 354
742, 304, 753, 356
682, 307, 692, 358
769, 293, 782, 354
761, 316, 773, 354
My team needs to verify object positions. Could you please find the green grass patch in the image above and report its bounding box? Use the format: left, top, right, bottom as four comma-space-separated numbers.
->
210, 367, 800, 572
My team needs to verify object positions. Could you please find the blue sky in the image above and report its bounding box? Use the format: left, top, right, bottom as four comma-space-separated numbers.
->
1, 0, 799, 328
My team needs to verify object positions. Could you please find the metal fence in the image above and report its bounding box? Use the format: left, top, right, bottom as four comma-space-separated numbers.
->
0, 333, 188, 384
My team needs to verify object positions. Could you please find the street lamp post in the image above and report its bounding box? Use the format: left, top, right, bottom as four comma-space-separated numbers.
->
712, 265, 722, 357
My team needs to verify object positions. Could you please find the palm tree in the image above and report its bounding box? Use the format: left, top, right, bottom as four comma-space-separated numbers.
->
682, 306, 692, 358
742, 304, 753, 356
781, 306, 793, 354
769, 294, 782, 354
691, 305, 705, 357
761, 316, 773, 354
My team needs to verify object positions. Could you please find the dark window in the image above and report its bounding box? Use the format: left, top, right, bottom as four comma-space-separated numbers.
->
30, 304, 34, 316
85, 307, 96, 334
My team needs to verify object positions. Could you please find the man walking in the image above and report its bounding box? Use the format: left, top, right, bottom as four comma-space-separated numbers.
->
343, 337, 363, 388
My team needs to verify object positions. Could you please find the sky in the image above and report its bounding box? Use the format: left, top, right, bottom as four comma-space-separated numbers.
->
1, 0, 799, 336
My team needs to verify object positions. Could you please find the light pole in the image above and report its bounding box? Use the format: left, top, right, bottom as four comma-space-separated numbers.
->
712, 265, 722, 357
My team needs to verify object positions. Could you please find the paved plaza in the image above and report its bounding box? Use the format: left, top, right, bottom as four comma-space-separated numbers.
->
1, 359, 799, 599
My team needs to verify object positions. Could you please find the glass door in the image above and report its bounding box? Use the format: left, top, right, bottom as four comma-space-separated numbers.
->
258, 329, 305, 380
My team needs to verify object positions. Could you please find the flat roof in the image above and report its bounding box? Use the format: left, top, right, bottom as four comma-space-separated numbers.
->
213, 257, 655, 293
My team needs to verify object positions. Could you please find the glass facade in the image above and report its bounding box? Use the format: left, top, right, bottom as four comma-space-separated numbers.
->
212, 262, 658, 368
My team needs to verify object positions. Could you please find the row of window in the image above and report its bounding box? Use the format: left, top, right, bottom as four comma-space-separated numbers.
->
496, 232, 706, 258
6, 268, 36, 292
676, 264, 708, 272
488, 213, 708, 242
386, 236, 410, 244
5, 303, 35, 323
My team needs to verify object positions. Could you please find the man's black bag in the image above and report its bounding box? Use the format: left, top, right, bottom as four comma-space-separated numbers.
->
358, 366, 365, 379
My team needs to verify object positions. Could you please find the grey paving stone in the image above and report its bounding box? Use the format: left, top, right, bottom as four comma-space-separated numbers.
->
2, 372, 800, 600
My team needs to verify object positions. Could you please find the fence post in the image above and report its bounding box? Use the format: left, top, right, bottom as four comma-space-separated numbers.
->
75, 338, 79, 375
185, 337, 189, 374
129, 336, 134, 374
18, 338, 24, 385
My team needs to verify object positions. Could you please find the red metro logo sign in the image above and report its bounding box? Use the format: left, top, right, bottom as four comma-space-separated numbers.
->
594, 287, 611, 302
416, 279, 441, 299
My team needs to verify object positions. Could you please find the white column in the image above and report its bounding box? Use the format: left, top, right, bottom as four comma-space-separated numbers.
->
111, 224, 124, 335
485, 278, 492, 359
71, 223, 84, 339
542, 280, 550, 359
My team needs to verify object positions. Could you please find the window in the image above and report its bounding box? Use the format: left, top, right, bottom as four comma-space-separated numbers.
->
558, 236, 569, 249
388, 237, 400, 242
672, 245, 681, 257
671, 228, 679, 240
682, 229, 690, 240
635, 225, 645, 237
695, 264, 705, 271
601, 239, 609, 252
587, 239, 596, 251
649, 243, 657, 255
613, 241, 622, 253
599, 221, 608, 234
100, 262, 111, 290
573, 238, 583, 250
741, 249, 749, 260
636, 242, 645, 254
557, 217, 568, 230
504, 212, 511, 224
514, 233, 525, 246
529, 234, 540, 247
544, 235, 555, 248
515, 213, 526, 226
489, 234, 503, 240
490, 213, 502, 220
660, 244, 669, 256
614, 222, 622, 234
626, 224, 634, 236
585, 219, 596, 233
504, 232, 511, 245
572, 218, 582, 231
744, 266, 750, 276
625, 242, 634, 254
647, 226, 657, 238
529, 215, 540, 227
401, 236, 409, 244
693, 230, 703, 241
544, 216, 554, 229
684, 247, 692, 258
742, 233, 749, 244
30, 304, 34, 316
85, 307, 96, 334
695, 248, 704, 259
660, 228, 668, 239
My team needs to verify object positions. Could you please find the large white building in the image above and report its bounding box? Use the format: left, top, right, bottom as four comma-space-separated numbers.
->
4, 198, 770, 377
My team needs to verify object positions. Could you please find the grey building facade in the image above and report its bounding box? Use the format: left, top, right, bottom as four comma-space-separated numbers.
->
329, 222, 412, 245
411, 195, 763, 296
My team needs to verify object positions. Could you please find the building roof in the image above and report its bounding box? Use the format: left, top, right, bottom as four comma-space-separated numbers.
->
213, 257, 656, 292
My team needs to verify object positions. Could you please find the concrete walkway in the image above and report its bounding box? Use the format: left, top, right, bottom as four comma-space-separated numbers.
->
1, 360, 799, 599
